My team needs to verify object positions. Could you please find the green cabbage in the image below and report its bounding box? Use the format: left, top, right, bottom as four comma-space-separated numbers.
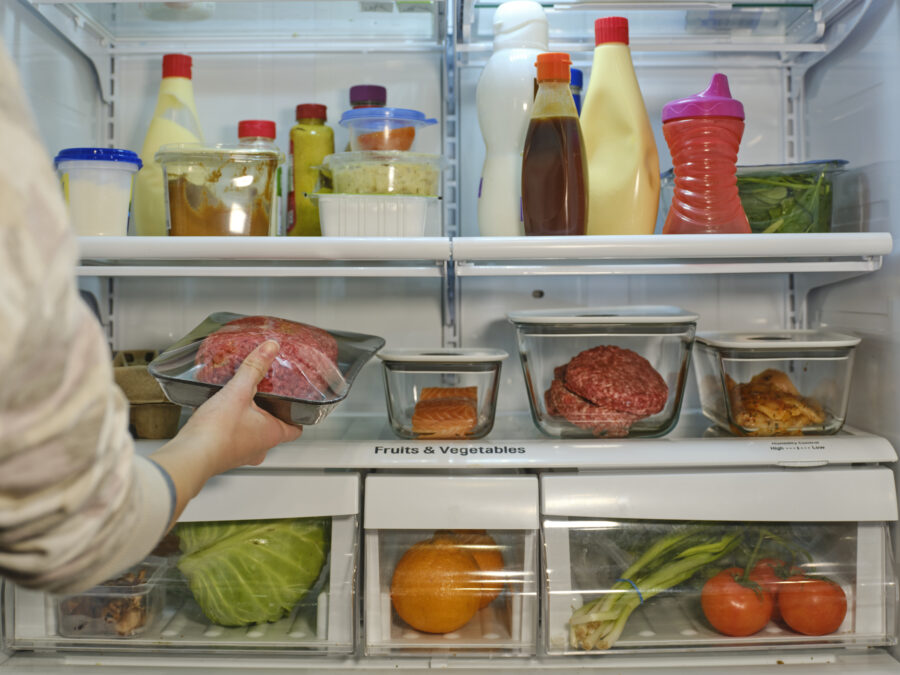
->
175, 518, 328, 627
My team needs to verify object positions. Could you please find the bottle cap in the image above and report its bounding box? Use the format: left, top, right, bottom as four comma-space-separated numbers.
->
350, 85, 387, 107
296, 104, 327, 121
492, 0, 549, 51
535, 52, 572, 83
162, 53, 192, 79
238, 120, 276, 140
662, 73, 745, 121
570, 67, 583, 89
594, 17, 628, 46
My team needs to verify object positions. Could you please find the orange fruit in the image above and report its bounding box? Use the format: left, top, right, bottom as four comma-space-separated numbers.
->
390, 538, 481, 634
451, 530, 505, 608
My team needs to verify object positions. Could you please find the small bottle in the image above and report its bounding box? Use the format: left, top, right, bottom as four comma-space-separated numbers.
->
238, 120, 281, 236
344, 85, 387, 150
580, 17, 660, 235
570, 67, 583, 115
522, 52, 588, 236
476, 0, 548, 237
287, 104, 334, 237
662, 74, 750, 234
132, 53, 203, 236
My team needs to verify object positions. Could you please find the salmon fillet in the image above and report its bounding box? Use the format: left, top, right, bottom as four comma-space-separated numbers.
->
412, 387, 478, 438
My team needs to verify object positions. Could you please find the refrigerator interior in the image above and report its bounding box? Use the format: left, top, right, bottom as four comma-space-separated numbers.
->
2, 0, 900, 671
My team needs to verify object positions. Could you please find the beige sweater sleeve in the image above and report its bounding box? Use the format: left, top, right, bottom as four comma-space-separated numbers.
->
0, 42, 173, 595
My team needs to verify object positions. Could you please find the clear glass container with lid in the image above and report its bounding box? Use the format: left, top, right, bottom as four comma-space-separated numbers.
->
693, 329, 861, 436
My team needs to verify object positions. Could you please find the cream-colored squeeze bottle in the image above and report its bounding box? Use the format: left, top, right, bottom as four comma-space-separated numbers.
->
132, 53, 203, 236
580, 17, 660, 235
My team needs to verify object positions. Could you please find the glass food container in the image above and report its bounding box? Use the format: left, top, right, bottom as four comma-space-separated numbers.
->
507, 306, 698, 439
322, 151, 444, 197
377, 348, 507, 440
693, 329, 860, 436
156, 143, 283, 236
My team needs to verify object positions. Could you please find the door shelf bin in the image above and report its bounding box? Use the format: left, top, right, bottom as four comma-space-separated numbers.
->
541, 468, 899, 656
364, 474, 538, 655
5, 471, 359, 654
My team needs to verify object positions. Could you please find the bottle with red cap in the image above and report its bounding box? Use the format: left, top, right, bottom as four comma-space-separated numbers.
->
580, 17, 660, 236
521, 52, 587, 236
288, 104, 334, 236
238, 120, 282, 236
662, 74, 750, 234
132, 53, 204, 236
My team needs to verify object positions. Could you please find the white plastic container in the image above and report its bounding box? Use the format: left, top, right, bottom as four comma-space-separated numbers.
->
54, 147, 142, 236
315, 194, 440, 237
475, 0, 548, 237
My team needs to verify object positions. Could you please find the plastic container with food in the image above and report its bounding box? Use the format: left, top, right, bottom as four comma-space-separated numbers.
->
377, 348, 507, 439
322, 151, 443, 197
313, 193, 440, 237
54, 147, 142, 236
156, 143, 283, 236
693, 330, 860, 436
338, 107, 436, 152
56, 560, 165, 638
507, 307, 698, 439
148, 312, 384, 425
660, 160, 847, 234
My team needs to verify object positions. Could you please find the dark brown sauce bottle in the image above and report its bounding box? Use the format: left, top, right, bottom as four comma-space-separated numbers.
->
522, 115, 588, 235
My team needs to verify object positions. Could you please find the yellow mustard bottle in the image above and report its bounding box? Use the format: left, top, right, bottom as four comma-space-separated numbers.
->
580, 17, 660, 235
132, 53, 203, 236
288, 104, 334, 236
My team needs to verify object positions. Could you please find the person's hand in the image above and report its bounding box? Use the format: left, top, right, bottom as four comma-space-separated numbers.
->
149, 340, 302, 526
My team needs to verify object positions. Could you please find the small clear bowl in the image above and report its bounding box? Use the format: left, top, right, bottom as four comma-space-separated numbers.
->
56, 559, 165, 638
693, 330, 860, 436
338, 107, 436, 152
321, 151, 444, 197
378, 348, 508, 439
507, 307, 698, 439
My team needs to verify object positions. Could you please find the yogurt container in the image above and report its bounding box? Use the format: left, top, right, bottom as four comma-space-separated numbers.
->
54, 147, 142, 236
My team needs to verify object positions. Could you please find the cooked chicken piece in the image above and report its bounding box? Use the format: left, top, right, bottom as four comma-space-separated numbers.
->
727, 369, 825, 436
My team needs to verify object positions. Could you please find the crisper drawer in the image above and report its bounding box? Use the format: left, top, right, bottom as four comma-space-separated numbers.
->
4, 471, 359, 655
364, 474, 538, 656
541, 467, 899, 656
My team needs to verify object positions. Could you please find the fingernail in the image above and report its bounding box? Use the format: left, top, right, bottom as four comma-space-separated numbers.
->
261, 340, 280, 357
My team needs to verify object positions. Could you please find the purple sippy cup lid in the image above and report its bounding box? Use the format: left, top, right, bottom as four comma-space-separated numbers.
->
662, 73, 745, 122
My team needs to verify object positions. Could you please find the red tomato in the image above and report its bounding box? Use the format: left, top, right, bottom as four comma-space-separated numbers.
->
750, 558, 786, 621
778, 575, 847, 636
701, 567, 774, 637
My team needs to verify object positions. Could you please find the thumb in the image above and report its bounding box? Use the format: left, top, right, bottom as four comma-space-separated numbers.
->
225, 340, 280, 396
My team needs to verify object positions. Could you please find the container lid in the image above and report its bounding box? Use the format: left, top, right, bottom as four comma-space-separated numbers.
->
595, 16, 628, 46
570, 67, 583, 88
349, 84, 387, 106
697, 330, 861, 350
377, 347, 508, 364
155, 142, 283, 164
507, 306, 699, 325
238, 119, 276, 140
162, 53, 192, 79
54, 147, 142, 169
321, 150, 446, 170
535, 52, 571, 83
492, 0, 548, 51
338, 107, 437, 128
662, 73, 745, 121
296, 103, 327, 121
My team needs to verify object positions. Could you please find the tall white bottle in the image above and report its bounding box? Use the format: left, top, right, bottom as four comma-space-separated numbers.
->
476, 0, 548, 237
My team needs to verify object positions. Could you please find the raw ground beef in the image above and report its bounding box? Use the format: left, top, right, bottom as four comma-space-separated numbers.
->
544, 345, 668, 437
195, 316, 341, 400
564, 345, 668, 417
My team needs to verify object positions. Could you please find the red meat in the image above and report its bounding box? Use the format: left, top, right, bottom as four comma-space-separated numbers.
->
564, 345, 668, 417
546, 378, 638, 438
195, 316, 341, 400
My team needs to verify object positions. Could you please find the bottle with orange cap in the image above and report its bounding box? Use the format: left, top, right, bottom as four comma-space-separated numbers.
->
132, 53, 204, 236
521, 52, 588, 236
288, 104, 334, 236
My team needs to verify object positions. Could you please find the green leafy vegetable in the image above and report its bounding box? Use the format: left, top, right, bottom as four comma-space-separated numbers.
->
737, 168, 836, 234
176, 518, 328, 627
